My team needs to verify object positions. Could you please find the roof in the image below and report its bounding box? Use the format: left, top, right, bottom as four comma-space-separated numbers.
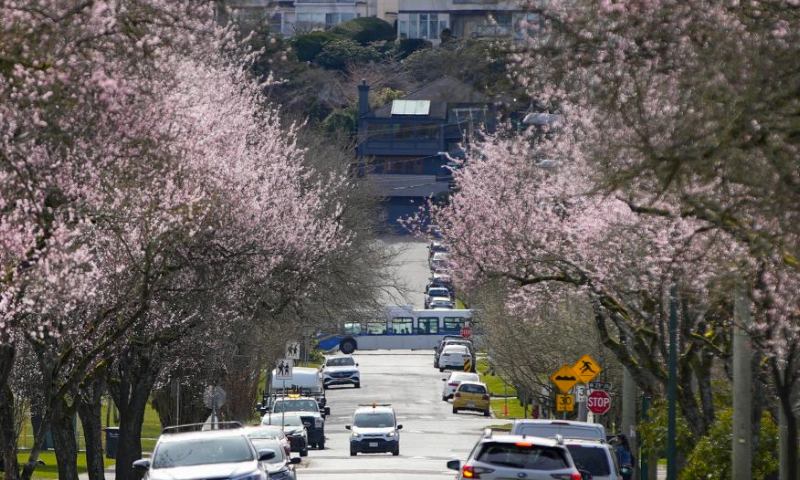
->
354, 405, 395, 414
480, 434, 562, 447
159, 428, 247, 443
368, 77, 491, 119
458, 380, 487, 387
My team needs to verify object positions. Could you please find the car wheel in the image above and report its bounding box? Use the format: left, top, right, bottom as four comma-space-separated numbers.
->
350, 446, 357, 456
483, 409, 491, 417
442, 396, 448, 402
318, 440, 325, 450
452, 407, 459, 414
340, 339, 356, 355
300, 448, 308, 457
392, 447, 400, 456
323, 384, 329, 390
439, 368, 444, 372
354, 382, 360, 388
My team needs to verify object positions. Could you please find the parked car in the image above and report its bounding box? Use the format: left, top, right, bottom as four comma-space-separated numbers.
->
430, 252, 451, 272
427, 297, 454, 309
321, 355, 360, 389
346, 404, 402, 456
266, 397, 328, 450
509, 419, 607, 442
133, 424, 273, 480
261, 413, 309, 457
438, 345, 472, 372
434, 338, 474, 369
425, 286, 452, 308
430, 272, 454, 290
564, 438, 622, 480
446, 430, 585, 480
244, 425, 291, 458
452, 381, 491, 416
247, 438, 301, 480
442, 371, 480, 401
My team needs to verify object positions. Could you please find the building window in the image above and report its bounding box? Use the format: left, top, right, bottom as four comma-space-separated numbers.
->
400, 13, 445, 40
296, 12, 355, 31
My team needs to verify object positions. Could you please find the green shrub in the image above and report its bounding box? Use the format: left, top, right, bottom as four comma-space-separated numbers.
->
292, 31, 338, 62
322, 108, 358, 134
680, 408, 778, 480
331, 17, 396, 45
315, 39, 382, 70
395, 38, 432, 59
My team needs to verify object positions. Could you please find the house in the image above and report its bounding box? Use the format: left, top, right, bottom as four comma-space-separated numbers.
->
396, 0, 542, 43
357, 77, 496, 230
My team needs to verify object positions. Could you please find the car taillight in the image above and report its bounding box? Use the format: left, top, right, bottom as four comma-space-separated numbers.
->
462, 465, 494, 478
482, 395, 490, 401
550, 474, 581, 480
455, 392, 461, 397
448, 383, 458, 386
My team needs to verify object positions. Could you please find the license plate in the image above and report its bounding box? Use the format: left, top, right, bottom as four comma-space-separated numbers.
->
467, 402, 475, 408
369, 442, 378, 447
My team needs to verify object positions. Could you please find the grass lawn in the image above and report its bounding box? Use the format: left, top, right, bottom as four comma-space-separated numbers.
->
476, 360, 517, 397
15, 451, 115, 479
490, 398, 527, 419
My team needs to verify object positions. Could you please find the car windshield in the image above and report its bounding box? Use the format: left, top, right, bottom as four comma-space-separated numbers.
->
567, 445, 611, 476
249, 440, 285, 464
429, 289, 449, 297
458, 383, 487, 394
326, 357, 355, 367
247, 427, 283, 439
475, 443, 570, 470
353, 412, 395, 428
262, 413, 305, 426
152, 437, 254, 468
272, 399, 318, 413
450, 373, 479, 382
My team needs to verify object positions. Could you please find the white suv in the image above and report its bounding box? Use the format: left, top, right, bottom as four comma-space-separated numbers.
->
441, 371, 479, 400
564, 439, 622, 480
346, 404, 402, 456
447, 430, 584, 480
438, 345, 471, 372
321, 355, 360, 389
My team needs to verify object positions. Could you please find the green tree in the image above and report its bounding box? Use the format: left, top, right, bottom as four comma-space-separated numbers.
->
331, 17, 396, 45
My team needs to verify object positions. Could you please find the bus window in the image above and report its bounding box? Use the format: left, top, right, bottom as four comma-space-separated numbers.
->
417, 317, 439, 334
344, 323, 363, 335
392, 317, 413, 335
443, 317, 465, 332
366, 320, 387, 335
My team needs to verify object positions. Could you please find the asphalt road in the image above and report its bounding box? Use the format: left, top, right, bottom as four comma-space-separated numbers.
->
297, 350, 497, 479
378, 237, 430, 310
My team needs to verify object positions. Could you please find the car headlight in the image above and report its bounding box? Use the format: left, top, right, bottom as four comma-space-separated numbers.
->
270, 468, 293, 480
315, 418, 323, 428
352, 431, 361, 438
387, 431, 396, 437
231, 472, 263, 480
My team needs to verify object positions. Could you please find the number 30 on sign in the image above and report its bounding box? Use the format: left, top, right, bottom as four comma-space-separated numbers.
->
556, 394, 574, 412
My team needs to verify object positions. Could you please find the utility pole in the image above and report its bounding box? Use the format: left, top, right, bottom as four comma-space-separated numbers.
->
732, 286, 753, 480
666, 286, 678, 480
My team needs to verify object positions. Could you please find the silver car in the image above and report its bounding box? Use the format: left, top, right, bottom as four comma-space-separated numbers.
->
447, 431, 584, 480
564, 439, 622, 480
133, 425, 272, 480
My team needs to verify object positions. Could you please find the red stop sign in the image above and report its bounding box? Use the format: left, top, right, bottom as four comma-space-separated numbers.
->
587, 390, 611, 415
460, 325, 472, 339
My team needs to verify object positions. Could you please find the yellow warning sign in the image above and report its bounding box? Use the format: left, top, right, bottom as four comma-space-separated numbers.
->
573, 355, 602, 383
550, 365, 579, 393
557, 394, 575, 412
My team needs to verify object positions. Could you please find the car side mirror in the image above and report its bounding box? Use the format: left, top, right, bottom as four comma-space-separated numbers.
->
356, 363, 359, 366
324, 406, 331, 416
446, 459, 460, 471
345, 425, 351, 430
396, 424, 403, 430
258, 449, 276, 461
290, 457, 302, 464
132, 459, 151, 472
442, 378, 446, 381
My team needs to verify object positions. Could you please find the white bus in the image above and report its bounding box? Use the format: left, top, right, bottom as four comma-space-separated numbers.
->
315, 306, 474, 354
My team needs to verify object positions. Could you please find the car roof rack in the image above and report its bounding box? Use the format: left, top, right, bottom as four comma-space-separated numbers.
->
161, 421, 243, 434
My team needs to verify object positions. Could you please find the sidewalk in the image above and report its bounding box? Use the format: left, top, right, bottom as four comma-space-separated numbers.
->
78, 464, 115, 480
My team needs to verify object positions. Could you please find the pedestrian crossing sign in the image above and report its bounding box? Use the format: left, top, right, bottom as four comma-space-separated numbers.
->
573, 354, 601, 383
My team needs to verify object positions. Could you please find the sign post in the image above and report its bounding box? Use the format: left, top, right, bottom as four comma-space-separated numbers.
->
275, 359, 293, 427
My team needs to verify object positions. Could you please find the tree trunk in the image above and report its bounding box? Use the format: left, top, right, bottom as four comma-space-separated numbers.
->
0, 384, 20, 480
50, 404, 79, 480
78, 383, 106, 480
779, 393, 798, 480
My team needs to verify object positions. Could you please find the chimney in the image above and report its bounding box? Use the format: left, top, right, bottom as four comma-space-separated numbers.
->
358, 79, 370, 117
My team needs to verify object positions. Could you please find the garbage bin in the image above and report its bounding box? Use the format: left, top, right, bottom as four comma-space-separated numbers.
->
105, 427, 120, 459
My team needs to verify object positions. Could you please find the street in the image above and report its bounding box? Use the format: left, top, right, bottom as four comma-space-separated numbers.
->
379, 237, 430, 309
298, 350, 496, 479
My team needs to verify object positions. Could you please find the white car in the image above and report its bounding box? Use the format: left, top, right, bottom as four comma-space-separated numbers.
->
425, 287, 451, 308
321, 355, 360, 389
346, 404, 402, 456
430, 252, 451, 272
564, 439, 622, 480
427, 297, 454, 309
438, 345, 471, 372
441, 372, 480, 401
